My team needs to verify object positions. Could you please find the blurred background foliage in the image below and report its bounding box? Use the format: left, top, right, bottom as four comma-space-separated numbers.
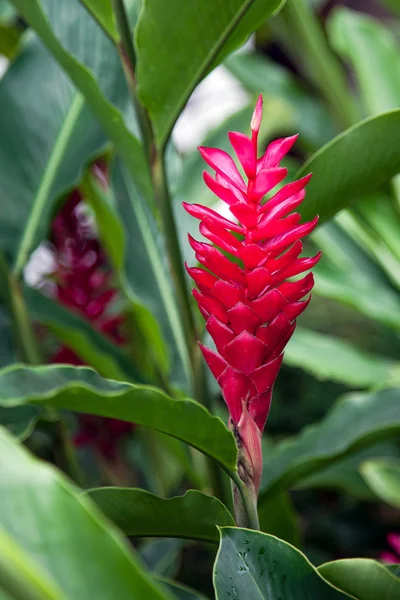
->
1, 0, 400, 597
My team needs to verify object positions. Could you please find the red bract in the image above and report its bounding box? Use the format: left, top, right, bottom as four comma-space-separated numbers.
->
381, 533, 400, 564
49, 186, 131, 461
184, 96, 320, 492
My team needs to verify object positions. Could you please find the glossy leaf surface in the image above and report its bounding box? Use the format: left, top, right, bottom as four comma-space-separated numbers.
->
0, 365, 237, 473
319, 559, 400, 600
214, 528, 352, 599
0, 426, 172, 600
11, 0, 151, 203
297, 111, 400, 223
136, 0, 284, 144
88, 488, 234, 543
0, 35, 106, 273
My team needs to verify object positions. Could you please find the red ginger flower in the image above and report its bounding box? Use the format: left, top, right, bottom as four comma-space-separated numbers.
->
183, 96, 320, 493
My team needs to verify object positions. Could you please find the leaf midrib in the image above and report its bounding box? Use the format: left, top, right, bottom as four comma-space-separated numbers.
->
13, 93, 85, 278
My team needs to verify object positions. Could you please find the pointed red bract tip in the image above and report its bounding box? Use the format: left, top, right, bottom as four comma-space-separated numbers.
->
251, 94, 263, 133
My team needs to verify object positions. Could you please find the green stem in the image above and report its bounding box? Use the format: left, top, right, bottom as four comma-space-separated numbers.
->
111, 0, 153, 163
232, 475, 260, 530
9, 277, 41, 365
281, 0, 356, 129
151, 153, 198, 376
111, 0, 231, 507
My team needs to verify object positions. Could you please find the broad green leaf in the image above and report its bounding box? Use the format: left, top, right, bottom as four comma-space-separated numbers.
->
361, 459, 400, 509
0, 405, 39, 440
0, 35, 107, 274
312, 222, 400, 331
296, 443, 400, 501
78, 0, 118, 40
78, 0, 140, 42
284, 327, 396, 389
0, 527, 67, 600
297, 111, 400, 223
257, 491, 300, 546
136, 0, 285, 146
112, 160, 190, 387
11, 0, 152, 207
319, 559, 400, 600
260, 387, 400, 499
313, 261, 400, 332
80, 168, 170, 378
328, 8, 400, 116
213, 527, 352, 599
0, 426, 172, 600
0, 365, 238, 474
226, 52, 336, 149
25, 287, 142, 383
88, 488, 234, 543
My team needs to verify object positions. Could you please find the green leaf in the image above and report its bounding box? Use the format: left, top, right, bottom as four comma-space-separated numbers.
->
296, 443, 400, 501
112, 160, 190, 387
319, 559, 400, 600
328, 8, 400, 116
136, 0, 285, 146
80, 168, 170, 379
0, 365, 238, 474
0, 34, 108, 273
11, 0, 152, 207
25, 287, 142, 383
311, 224, 400, 331
361, 458, 400, 509
0, 426, 172, 600
78, 0, 139, 42
226, 52, 337, 149
0, 405, 39, 440
297, 111, 400, 223
260, 387, 400, 500
213, 527, 352, 599
284, 327, 396, 389
78, 0, 118, 40
0, 527, 68, 600
88, 488, 234, 543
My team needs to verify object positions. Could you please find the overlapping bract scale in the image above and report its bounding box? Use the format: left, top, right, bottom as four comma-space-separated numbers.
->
184, 95, 320, 434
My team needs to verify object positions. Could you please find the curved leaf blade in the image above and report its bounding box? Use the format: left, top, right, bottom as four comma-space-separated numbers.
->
0, 35, 106, 273
328, 7, 400, 116
0, 426, 172, 600
136, 0, 285, 145
361, 458, 400, 509
213, 527, 353, 599
319, 559, 400, 600
284, 327, 395, 389
88, 488, 234, 543
0, 365, 237, 473
297, 111, 400, 223
11, 0, 152, 203
260, 387, 400, 499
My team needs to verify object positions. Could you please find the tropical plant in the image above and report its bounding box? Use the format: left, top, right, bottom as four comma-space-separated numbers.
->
0, 0, 400, 598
